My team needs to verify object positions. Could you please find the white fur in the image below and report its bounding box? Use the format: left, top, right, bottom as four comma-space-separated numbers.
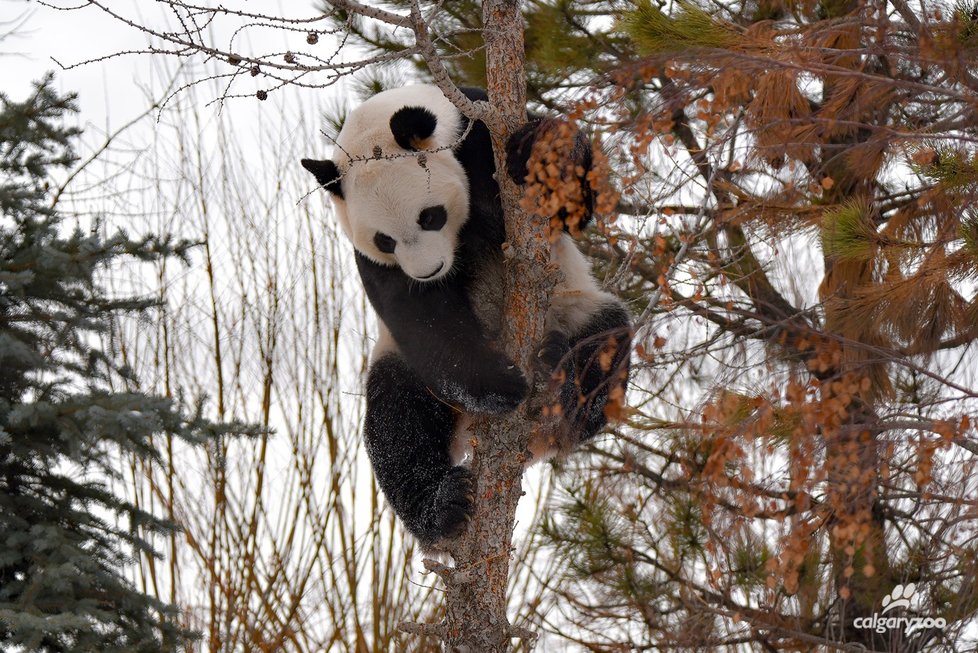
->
329, 85, 470, 281
548, 234, 617, 333
450, 414, 475, 464
370, 323, 398, 363
337, 85, 465, 158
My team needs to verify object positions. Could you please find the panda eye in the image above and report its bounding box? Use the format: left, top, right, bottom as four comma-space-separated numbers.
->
418, 205, 448, 231
374, 232, 397, 254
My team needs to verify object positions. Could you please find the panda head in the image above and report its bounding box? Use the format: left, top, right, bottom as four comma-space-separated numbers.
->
302, 85, 470, 283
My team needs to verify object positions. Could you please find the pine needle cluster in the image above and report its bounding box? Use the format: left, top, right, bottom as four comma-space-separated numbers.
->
619, 0, 738, 54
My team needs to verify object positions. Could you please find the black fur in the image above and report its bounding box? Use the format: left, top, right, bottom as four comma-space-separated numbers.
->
563, 304, 632, 442
389, 106, 438, 151
454, 89, 506, 253
300, 158, 343, 197
356, 252, 528, 415
364, 354, 474, 546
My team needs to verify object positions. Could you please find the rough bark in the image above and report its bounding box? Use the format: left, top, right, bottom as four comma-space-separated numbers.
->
400, 1, 550, 651
816, 5, 891, 647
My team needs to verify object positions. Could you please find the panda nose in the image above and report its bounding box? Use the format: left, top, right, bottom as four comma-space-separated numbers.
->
417, 262, 444, 280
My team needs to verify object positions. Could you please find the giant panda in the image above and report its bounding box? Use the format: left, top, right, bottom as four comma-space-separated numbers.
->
301, 85, 631, 548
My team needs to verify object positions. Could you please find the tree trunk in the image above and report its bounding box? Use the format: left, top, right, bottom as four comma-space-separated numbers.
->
431, 2, 551, 651
817, 2, 891, 645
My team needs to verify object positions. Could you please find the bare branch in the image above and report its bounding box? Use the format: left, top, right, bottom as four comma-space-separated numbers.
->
408, 0, 490, 124
322, 0, 411, 28
397, 620, 447, 637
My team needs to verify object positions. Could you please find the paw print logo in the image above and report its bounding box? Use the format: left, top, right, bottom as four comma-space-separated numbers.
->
881, 583, 916, 614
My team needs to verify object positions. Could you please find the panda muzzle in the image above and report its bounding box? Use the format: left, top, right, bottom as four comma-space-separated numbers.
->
416, 262, 445, 280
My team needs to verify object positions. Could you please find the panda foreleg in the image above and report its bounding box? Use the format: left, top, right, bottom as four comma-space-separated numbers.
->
364, 353, 474, 548
356, 253, 528, 415
564, 302, 633, 443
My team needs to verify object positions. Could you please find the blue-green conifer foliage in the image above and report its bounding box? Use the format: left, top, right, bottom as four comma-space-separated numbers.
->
0, 75, 252, 652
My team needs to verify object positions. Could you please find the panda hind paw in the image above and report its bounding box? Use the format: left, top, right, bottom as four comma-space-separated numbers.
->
421, 466, 475, 544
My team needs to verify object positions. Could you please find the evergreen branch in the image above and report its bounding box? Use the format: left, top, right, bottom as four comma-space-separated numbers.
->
889, 0, 921, 32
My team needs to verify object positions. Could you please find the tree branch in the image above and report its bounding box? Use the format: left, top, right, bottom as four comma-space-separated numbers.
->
324, 0, 410, 28
402, 1, 553, 651
409, 0, 491, 124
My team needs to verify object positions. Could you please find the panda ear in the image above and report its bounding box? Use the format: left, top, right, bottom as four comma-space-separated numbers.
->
301, 158, 343, 198
389, 106, 438, 151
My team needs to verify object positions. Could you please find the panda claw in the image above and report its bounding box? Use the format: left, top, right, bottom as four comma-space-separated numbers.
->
420, 466, 475, 544
536, 330, 571, 373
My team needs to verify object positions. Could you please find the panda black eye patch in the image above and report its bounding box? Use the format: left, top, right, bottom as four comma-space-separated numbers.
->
374, 232, 397, 254
418, 206, 448, 231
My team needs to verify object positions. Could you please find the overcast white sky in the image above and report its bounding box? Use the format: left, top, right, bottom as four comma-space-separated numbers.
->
7, 1, 171, 120
4, 0, 325, 141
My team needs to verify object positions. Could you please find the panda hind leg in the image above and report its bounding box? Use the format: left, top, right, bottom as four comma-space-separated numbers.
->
565, 302, 632, 445
364, 353, 474, 548
527, 329, 588, 461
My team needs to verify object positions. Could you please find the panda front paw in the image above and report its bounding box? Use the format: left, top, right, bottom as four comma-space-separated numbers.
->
467, 360, 529, 414
536, 330, 571, 373
529, 330, 578, 424
417, 466, 475, 545
505, 119, 548, 185
436, 352, 528, 414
